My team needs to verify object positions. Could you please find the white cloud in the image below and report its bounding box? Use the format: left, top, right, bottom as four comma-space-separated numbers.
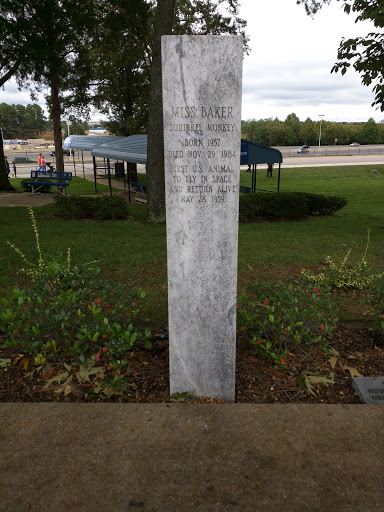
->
1, 0, 382, 124
239, 0, 382, 122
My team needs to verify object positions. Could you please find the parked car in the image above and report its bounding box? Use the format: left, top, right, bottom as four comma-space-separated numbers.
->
11, 157, 35, 164
350, 142, 360, 146
49, 148, 74, 156
297, 145, 310, 154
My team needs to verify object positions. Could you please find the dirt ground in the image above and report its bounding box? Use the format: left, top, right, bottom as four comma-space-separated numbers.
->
0, 191, 55, 207
1, 326, 383, 403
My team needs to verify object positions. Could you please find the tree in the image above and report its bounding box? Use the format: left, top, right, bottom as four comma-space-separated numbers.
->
146, 0, 249, 221
299, 117, 317, 145
0, 1, 96, 178
297, 0, 384, 111
67, 122, 86, 136
284, 113, 301, 146
87, 0, 152, 137
360, 117, 379, 144
146, 0, 177, 223
269, 120, 286, 146
0, 103, 47, 139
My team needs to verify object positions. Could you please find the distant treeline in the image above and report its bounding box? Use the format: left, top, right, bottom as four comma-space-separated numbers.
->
0, 103, 97, 139
241, 114, 384, 147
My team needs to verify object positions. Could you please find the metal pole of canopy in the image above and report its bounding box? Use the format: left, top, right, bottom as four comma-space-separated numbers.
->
252, 164, 257, 194
93, 156, 97, 193
123, 162, 127, 192
127, 161, 131, 203
72, 151, 76, 176
81, 151, 85, 179
251, 164, 254, 193
277, 163, 281, 192
107, 158, 112, 196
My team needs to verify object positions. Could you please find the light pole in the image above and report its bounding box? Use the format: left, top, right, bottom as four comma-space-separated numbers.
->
318, 114, 324, 147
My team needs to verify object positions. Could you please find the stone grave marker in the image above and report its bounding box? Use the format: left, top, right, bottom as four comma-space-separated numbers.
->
162, 35, 243, 401
352, 377, 384, 404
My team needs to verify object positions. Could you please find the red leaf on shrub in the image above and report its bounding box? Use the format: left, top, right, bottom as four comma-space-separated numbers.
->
320, 324, 325, 331
314, 288, 321, 295
95, 298, 101, 304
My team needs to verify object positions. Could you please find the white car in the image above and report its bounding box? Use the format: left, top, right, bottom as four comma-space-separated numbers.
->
350, 142, 360, 146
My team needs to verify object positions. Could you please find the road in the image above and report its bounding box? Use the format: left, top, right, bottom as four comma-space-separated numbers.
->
280, 153, 384, 168
276, 144, 384, 158
7, 151, 384, 179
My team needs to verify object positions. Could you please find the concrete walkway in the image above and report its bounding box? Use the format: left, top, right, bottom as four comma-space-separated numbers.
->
1, 404, 383, 511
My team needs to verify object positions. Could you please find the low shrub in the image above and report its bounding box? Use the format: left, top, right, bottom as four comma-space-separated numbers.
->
239, 192, 308, 221
239, 191, 347, 221
237, 280, 338, 366
301, 231, 384, 290
53, 195, 131, 220
20, 179, 51, 193
294, 192, 348, 216
2, 206, 151, 397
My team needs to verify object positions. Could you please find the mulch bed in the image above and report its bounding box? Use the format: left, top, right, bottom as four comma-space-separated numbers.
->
1, 326, 383, 403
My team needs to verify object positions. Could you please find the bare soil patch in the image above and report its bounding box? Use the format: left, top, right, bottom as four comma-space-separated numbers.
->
0, 192, 55, 207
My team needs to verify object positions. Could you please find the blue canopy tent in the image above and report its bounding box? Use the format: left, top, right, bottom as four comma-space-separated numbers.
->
64, 135, 283, 196
240, 139, 283, 192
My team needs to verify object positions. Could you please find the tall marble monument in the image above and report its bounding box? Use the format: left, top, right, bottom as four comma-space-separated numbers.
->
162, 35, 243, 401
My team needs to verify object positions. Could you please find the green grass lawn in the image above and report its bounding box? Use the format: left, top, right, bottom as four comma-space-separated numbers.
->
9, 177, 113, 195
0, 165, 383, 325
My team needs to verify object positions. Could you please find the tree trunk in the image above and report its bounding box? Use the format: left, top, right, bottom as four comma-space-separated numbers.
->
146, 0, 176, 223
0, 129, 15, 191
50, 74, 64, 173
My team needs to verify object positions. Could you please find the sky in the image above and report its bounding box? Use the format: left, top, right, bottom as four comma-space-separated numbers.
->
1, 0, 382, 124
238, 0, 382, 123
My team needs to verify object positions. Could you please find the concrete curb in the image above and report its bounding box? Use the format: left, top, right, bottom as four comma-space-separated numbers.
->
1, 404, 383, 511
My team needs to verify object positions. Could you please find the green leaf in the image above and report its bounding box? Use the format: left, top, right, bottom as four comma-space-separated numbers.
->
169, 391, 195, 402
298, 371, 335, 396
0, 358, 11, 368
44, 371, 71, 389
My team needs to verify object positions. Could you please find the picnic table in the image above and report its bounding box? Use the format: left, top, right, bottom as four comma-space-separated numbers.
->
25, 170, 72, 195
